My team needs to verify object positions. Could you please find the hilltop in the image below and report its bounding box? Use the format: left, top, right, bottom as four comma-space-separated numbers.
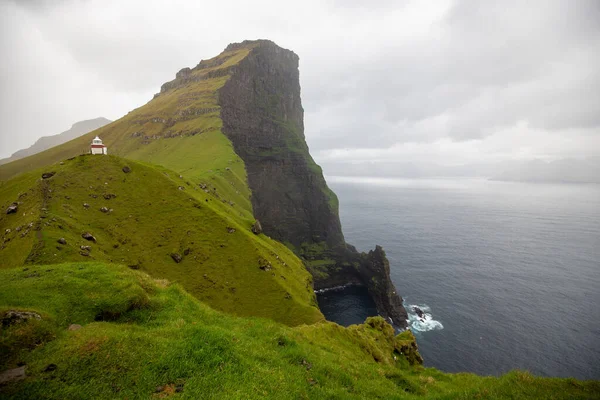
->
0, 118, 111, 166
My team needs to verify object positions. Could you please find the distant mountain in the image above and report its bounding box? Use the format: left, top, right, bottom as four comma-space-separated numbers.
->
490, 158, 600, 184
0, 117, 111, 165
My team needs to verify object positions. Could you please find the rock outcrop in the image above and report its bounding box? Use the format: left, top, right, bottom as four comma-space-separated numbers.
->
218, 40, 408, 328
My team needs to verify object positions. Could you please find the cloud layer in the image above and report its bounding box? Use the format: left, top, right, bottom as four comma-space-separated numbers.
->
1, 0, 599, 166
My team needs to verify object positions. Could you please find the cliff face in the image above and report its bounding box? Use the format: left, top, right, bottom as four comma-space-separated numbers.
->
219, 41, 345, 249
219, 40, 408, 328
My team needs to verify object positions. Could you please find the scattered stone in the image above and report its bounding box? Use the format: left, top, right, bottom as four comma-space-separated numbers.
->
155, 386, 165, 393
60, 161, 64, 165
43, 364, 58, 372
89, 194, 98, 199
15, 226, 22, 232
122, 166, 131, 173
171, 253, 182, 263
178, 186, 185, 191
100, 207, 109, 213
41, 172, 55, 179
65, 195, 71, 200
251, 220, 262, 235
26, 272, 39, 278
79, 251, 90, 257
199, 183, 207, 189
6, 203, 18, 215
258, 257, 272, 271
183, 248, 190, 256
226, 227, 236, 234
68, 324, 82, 331
103, 193, 117, 200
2, 310, 41, 327
4, 229, 10, 234
83, 203, 90, 208
81, 232, 96, 242
301, 359, 312, 370
57, 238, 67, 245
80, 245, 91, 251
0, 366, 26, 385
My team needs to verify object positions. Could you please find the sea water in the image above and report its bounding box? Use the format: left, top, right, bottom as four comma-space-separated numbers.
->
317, 177, 600, 380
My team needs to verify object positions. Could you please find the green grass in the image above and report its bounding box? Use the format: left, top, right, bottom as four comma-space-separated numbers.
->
0, 155, 322, 326
1, 262, 598, 399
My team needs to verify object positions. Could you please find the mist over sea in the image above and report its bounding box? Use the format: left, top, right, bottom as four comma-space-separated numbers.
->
317, 177, 600, 380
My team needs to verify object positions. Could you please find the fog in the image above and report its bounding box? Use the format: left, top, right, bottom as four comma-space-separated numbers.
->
1, 0, 599, 177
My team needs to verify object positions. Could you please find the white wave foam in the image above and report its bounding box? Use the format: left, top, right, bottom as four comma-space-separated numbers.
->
407, 303, 444, 332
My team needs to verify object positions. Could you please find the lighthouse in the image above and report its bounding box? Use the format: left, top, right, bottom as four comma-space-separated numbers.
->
90, 136, 108, 155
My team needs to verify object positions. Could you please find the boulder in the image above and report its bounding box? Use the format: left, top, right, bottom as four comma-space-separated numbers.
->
68, 324, 82, 331
41, 172, 55, 179
251, 220, 262, 235
226, 227, 236, 234
81, 232, 96, 242
122, 166, 131, 173
2, 310, 41, 327
6, 203, 18, 214
57, 238, 67, 245
171, 253, 182, 263
100, 207, 109, 213
80, 245, 91, 251
83, 203, 90, 208
103, 193, 117, 200
0, 366, 26, 385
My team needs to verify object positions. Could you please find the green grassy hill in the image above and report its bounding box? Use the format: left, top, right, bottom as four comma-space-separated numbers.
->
0, 155, 322, 326
1, 262, 598, 399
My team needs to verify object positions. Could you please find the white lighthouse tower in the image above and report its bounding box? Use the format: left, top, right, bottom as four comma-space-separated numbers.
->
90, 136, 108, 155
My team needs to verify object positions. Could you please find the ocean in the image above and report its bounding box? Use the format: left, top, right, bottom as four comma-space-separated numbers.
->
317, 177, 600, 380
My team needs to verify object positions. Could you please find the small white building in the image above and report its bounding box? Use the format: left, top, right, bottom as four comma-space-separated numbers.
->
90, 136, 108, 155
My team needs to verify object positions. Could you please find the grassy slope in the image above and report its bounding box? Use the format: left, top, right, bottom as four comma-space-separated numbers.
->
0, 155, 322, 326
1, 262, 598, 399
0, 44, 254, 222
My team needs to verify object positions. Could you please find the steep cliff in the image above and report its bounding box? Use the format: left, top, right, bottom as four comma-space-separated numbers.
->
218, 40, 408, 328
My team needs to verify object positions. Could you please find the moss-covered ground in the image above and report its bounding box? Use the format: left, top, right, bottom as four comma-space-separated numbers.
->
1, 262, 598, 399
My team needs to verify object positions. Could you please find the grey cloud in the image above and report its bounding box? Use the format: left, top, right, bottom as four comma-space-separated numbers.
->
0, 0, 598, 163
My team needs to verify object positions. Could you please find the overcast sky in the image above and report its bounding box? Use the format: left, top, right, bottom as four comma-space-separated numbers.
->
1, 0, 599, 167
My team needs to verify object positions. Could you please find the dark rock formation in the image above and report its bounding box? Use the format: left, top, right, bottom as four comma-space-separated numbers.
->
251, 220, 262, 235
362, 246, 408, 326
171, 253, 182, 263
219, 40, 344, 249
218, 40, 408, 328
57, 238, 67, 245
81, 232, 96, 242
122, 166, 131, 173
41, 172, 55, 179
6, 203, 18, 214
